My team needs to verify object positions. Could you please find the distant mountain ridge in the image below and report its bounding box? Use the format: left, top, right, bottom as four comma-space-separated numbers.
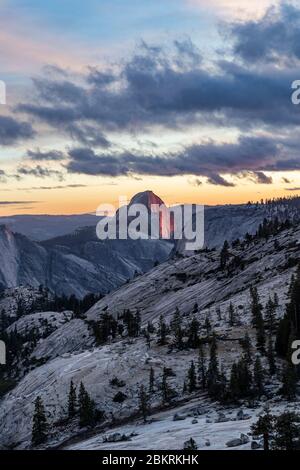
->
0, 192, 299, 296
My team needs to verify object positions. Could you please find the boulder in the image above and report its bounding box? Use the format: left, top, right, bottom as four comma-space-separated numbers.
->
173, 413, 186, 421
240, 433, 250, 444
226, 438, 243, 448
251, 441, 262, 450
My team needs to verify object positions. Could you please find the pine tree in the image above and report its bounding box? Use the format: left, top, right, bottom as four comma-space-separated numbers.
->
229, 363, 240, 400
256, 310, 266, 354
197, 342, 207, 390
228, 302, 236, 327
276, 268, 300, 358
267, 333, 276, 376
251, 410, 275, 451
68, 380, 77, 418
240, 332, 252, 365
220, 240, 230, 269
216, 306, 222, 321
138, 384, 149, 423
265, 297, 276, 333
134, 310, 141, 337
149, 367, 155, 394
281, 363, 297, 401
273, 412, 300, 450
157, 315, 167, 345
161, 367, 171, 404
187, 317, 200, 349
78, 382, 95, 427
253, 357, 265, 397
229, 357, 252, 400
250, 286, 262, 328
204, 316, 211, 336
187, 361, 197, 393
170, 308, 184, 349
31, 396, 48, 446
206, 333, 220, 398
183, 438, 198, 450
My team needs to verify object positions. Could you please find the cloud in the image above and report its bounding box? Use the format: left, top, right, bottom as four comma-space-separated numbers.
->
206, 174, 235, 187
246, 171, 273, 184
0, 200, 40, 205
230, 3, 300, 64
7, 7, 300, 187
64, 134, 289, 185
26, 148, 64, 161
0, 116, 35, 146
18, 35, 300, 143
17, 165, 64, 180
186, 0, 280, 19
18, 184, 87, 191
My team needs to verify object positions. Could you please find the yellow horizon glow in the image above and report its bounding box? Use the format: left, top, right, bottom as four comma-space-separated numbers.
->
0, 171, 299, 216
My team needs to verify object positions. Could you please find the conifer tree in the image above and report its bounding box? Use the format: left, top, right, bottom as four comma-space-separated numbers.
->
170, 308, 184, 349
138, 384, 149, 423
157, 315, 167, 345
206, 333, 220, 398
281, 363, 297, 401
229, 363, 240, 400
265, 297, 276, 333
256, 310, 266, 354
220, 240, 230, 269
78, 382, 96, 427
228, 302, 236, 327
183, 438, 198, 450
187, 361, 197, 393
32, 396, 48, 446
267, 333, 276, 376
204, 316, 211, 337
134, 310, 141, 337
187, 317, 200, 349
273, 412, 300, 450
250, 286, 262, 328
68, 380, 77, 419
273, 292, 279, 308
251, 410, 275, 451
161, 367, 171, 404
149, 367, 155, 394
216, 306, 222, 321
197, 342, 207, 390
253, 357, 265, 397
240, 332, 252, 365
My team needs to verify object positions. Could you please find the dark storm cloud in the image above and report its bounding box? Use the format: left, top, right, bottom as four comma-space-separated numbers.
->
27, 148, 64, 161
87, 68, 117, 87
67, 123, 111, 147
18, 33, 300, 141
0, 116, 35, 146
230, 4, 300, 64
12, 5, 300, 181
252, 171, 273, 184
206, 174, 235, 187
65, 134, 286, 185
17, 165, 64, 180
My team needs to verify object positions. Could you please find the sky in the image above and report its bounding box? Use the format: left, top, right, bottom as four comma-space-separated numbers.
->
0, 0, 300, 215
